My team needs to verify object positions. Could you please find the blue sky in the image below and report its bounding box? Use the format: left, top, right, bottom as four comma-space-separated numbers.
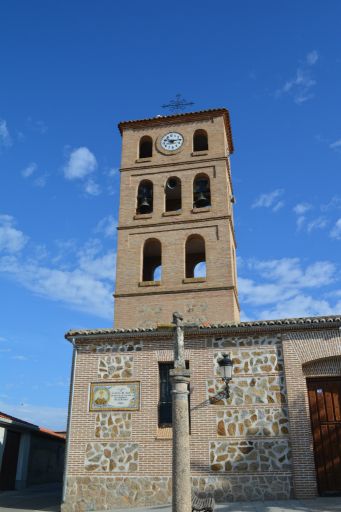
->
0, 1, 340, 429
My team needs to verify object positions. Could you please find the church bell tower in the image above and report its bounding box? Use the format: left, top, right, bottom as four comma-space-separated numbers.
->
114, 109, 239, 328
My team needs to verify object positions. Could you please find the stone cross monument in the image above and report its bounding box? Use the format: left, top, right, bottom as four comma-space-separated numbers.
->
170, 313, 191, 512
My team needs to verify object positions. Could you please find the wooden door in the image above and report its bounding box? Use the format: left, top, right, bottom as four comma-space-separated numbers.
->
307, 378, 341, 495
0, 429, 21, 490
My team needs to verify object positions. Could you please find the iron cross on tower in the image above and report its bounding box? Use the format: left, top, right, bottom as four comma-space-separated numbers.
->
162, 94, 194, 113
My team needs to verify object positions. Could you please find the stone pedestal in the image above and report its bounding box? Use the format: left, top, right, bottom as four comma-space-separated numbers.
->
170, 367, 191, 512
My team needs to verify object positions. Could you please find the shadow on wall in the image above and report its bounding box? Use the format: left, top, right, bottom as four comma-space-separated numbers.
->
27, 434, 65, 486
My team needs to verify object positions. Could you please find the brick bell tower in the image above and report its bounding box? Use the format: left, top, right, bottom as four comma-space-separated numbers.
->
114, 109, 240, 329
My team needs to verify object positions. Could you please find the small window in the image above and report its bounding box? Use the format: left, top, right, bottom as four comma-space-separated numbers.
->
158, 361, 190, 427
193, 129, 208, 152
185, 235, 206, 279
165, 177, 181, 212
142, 238, 161, 281
193, 174, 211, 208
136, 180, 153, 214
139, 136, 153, 158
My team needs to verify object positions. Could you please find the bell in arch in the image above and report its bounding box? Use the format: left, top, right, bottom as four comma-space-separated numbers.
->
195, 191, 209, 208
139, 196, 152, 214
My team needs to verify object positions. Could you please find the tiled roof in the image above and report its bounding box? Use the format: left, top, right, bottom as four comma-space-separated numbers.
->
118, 108, 234, 154
65, 314, 341, 339
0, 411, 37, 427
0, 411, 66, 440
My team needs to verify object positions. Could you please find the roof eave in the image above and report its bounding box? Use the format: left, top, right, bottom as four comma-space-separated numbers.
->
65, 315, 341, 341
117, 108, 234, 154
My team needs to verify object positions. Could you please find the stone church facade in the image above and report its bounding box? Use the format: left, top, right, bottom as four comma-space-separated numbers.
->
61, 109, 341, 511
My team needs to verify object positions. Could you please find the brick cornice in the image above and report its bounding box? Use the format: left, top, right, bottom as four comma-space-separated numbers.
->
120, 156, 229, 172
118, 214, 230, 230
118, 108, 234, 154
114, 285, 237, 298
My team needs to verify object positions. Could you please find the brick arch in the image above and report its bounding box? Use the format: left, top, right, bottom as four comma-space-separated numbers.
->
282, 328, 341, 499
303, 355, 341, 377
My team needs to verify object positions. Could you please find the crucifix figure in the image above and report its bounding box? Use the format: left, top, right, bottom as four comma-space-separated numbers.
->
172, 312, 185, 369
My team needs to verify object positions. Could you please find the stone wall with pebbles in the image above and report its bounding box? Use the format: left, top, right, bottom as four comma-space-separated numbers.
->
61, 474, 292, 511
85, 442, 138, 472
210, 440, 291, 472
95, 412, 132, 439
207, 332, 291, 498
212, 333, 281, 348
213, 348, 283, 376
207, 375, 286, 406
78, 339, 143, 353
98, 354, 133, 379
216, 407, 289, 437
62, 330, 295, 510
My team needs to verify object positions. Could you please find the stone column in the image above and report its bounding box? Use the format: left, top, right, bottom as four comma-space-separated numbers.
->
170, 313, 191, 512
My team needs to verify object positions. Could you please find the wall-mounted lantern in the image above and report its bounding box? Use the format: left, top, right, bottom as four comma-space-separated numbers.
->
218, 353, 233, 399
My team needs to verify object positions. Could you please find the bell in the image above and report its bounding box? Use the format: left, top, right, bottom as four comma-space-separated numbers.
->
195, 192, 209, 208
139, 197, 152, 214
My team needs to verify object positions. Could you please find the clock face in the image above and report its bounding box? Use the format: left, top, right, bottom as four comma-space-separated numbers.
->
160, 132, 184, 151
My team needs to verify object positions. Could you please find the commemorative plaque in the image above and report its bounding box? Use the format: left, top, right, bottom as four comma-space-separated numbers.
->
89, 381, 140, 411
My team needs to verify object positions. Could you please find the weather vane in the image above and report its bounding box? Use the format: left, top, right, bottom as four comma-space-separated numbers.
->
162, 94, 194, 113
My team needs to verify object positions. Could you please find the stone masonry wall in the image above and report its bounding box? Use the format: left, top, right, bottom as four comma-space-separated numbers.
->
62, 331, 293, 511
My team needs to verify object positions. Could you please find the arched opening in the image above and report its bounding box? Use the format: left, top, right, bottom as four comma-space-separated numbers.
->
193, 173, 211, 208
139, 136, 153, 158
185, 235, 206, 278
142, 238, 162, 281
193, 129, 208, 152
136, 180, 153, 215
165, 176, 181, 212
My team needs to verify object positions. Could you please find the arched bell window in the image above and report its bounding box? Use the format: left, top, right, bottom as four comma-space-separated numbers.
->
139, 136, 153, 158
193, 129, 208, 152
165, 176, 182, 212
136, 180, 153, 215
193, 173, 211, 209
185, 235, 206, 279
142, 238, 162, 282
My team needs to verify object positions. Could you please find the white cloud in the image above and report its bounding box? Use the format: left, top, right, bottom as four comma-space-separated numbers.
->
21, 162, 37, 178
272, 201, 284, 212
293, 203, 312, 215
293, 203, 313, 230
0, 215, 28, 253
321, 196, 341, 211
12, 355, 28, 361
0, 399, 67, 430
306, 50, 319, 65
239, 257, 340, 320
330, 139, 341, 151
0, 119, 12, 147
250, 258, 335, 288
252, 189, 284, 211
0, 255, 114, 319
330, 218, 341, 240
78, 240, 116, 280
260, 294, 339, 320
276, 51, 319, 104
0, 216, 115, 319
306, 216, 328, 233
95, 215, 118, 238
84, 178, 101, 196
64, 147, 97, 180
293, 204, 328, 233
